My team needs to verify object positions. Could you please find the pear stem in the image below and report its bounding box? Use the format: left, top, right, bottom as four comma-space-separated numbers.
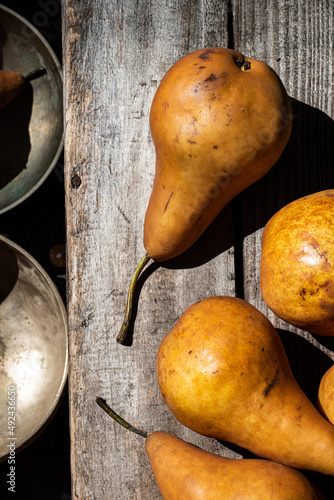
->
24, 67, 47, 82
117, 253, 151, 345
96, 397, 148, 438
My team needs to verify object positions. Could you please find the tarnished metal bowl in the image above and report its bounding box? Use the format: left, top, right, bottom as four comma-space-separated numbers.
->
0, 5, 63, 214
0, 235, 68, 460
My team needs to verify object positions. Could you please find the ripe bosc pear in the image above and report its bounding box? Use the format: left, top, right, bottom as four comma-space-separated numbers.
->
145, 48, 292, 261
318, 364, 334, 425
0, 67, 46, 109
117, 47, 292, 344
96, 397, 324, 500
260, 190, 334, 336
156, 296, 334, 475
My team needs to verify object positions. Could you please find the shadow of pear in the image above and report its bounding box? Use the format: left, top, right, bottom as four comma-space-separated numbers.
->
313, 335, 334, 354
164, 202, 235, 271
277, 328, 333, 404
0, 239, 19, 304
241, 98, 334, 237
278, 329, 334, 498
216, 435, 334, 498
0, 82, 33, 189
163, 98, 334, 272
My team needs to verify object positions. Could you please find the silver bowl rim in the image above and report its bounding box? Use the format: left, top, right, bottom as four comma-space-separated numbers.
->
0, 4, 64, 215
0, 234, 68, 459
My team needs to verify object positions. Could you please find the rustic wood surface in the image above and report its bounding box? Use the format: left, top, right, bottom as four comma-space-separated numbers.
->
63, 0, 334, 498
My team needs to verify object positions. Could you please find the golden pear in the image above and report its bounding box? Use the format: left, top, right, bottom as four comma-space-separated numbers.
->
96, 398, 325, 500
260, 190, 334, 335
145, 47, 292, 262
146, 431, 325, 500
156, 296, 334, 475
318, 364, 334, 425
117, 47, 292, 343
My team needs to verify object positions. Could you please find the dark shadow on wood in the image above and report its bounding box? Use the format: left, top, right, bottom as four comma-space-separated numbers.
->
311, 334, 334, 354
0, 83, 33, 189
242, 98, 334, 237
275, 329, 334, 497
277, 328, 333, 404
231, 195, 245, 299
162, 204, 235, 271
217, 439, 258, 459
217, 435, 333, 499
302, 468, 333, 500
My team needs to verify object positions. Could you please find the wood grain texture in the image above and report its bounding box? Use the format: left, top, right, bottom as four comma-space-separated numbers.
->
234, 2, 334, 494
234, 0, 334, 339
64, 0, 334, 498
64, 1, 236, 499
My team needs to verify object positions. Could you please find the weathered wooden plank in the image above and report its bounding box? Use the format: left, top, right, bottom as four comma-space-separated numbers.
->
234, 0, 334, 495
65, 0, 334, 497
64, 1, 237, 499
234, 0, 334, 345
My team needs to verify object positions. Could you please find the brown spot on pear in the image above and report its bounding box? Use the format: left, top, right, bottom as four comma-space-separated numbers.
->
145, 47, 292, 262
261, 190, 334, 335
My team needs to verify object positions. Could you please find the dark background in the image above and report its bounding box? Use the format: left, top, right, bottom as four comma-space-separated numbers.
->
0, 1, 71, 498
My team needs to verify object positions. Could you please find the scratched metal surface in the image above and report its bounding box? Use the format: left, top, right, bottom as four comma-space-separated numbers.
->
0, 5, 63, 214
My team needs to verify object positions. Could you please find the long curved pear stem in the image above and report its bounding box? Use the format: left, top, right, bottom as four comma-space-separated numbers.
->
24, 67, 47, 82
117, 253, 151, 345
96, 397, 148, 438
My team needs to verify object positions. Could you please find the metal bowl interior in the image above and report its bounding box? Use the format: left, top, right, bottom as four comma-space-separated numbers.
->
0, 235, 68, 460
0, 5, 63, 214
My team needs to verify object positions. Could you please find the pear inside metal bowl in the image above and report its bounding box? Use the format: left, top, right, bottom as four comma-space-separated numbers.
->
0, 5, 63, 214
0, 235, 68, 460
